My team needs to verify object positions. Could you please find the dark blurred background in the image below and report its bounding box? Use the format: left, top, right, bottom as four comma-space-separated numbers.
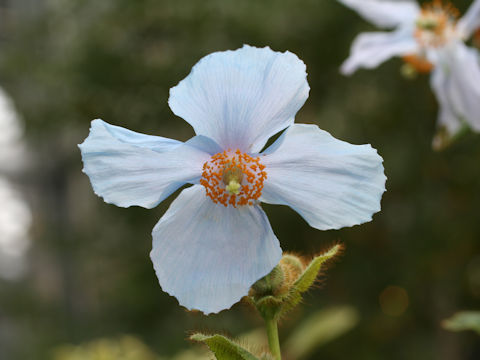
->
0, 0, 479, 359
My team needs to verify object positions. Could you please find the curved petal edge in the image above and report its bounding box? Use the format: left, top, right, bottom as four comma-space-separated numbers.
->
261, 124, 387, 230
168, 44, 310, 153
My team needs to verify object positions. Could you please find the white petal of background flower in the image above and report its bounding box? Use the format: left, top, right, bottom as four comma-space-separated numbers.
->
0, 178, 31, 258
457, 0, 480, 39
434, 43, 480, 132
0, 88, 27, 173
169, 45, 310, 153
260, 124, 386, 230
341, 28, 419, 75
430, 66, 461, 135
337, 0, 419, 28
430, 59, 462, 134
0, 88, 31, 281
150, 185, 282, 314
79, 119, 220, 208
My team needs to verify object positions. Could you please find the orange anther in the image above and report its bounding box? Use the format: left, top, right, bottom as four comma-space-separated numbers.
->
414, 0, 459, 48
200, 149, 267, 208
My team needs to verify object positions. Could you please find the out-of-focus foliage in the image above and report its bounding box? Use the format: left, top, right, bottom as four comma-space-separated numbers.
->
284, 306, 359, 359
52, 335, 212, 360
442, 311, 480, 335
1, 0, 480, 360
53, 336, 159, 360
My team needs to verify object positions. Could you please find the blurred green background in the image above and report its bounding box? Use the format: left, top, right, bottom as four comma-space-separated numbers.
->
0, 0, 479, 359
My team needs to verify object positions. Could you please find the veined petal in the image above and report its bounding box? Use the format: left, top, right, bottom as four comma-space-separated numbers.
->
79, 120, 221, 209
260, 124, 386, 230
169, 45, 310, 153
341, 28, 419, 75
150, 185, 282, 314
457, 0, 480, 39
338, 0, 419, 28
432, 43, 480, 132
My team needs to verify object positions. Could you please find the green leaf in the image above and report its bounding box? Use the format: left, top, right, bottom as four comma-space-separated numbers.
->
442, 311, 480, 335
279, 244, 341, 317
284, 306, 359, 359
190, 333, 260, 360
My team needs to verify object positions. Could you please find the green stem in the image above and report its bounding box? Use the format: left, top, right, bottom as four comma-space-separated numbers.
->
265, 316, 281, 360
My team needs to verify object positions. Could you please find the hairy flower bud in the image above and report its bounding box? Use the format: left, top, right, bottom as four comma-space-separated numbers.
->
251, 265, 285, 297
248, 244, 343, 321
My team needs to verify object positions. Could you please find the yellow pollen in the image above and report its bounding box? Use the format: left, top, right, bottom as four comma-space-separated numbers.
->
200, 149, 267, 207
414, 0, 459, 48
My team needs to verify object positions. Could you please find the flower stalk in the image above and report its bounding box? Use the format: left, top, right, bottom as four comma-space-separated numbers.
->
265, 316, 281, 360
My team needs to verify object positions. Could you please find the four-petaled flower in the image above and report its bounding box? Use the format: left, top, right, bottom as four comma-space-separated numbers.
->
338, 0, 480, 146
79, 45, 386, 314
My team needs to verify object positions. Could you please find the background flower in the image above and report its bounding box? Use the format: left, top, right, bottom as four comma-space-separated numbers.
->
338, 0, 480, 143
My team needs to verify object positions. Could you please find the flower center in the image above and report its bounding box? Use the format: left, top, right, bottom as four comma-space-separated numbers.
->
200, 149, 267, 207
414, 0, 459, 48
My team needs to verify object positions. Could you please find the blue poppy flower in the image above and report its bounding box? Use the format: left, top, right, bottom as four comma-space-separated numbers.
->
79, 45, 386, 314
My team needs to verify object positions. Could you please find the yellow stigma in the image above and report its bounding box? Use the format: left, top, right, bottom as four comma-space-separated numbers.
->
222, 162, 243, 194
225, 180, 241, 194
416, 17, 440, 31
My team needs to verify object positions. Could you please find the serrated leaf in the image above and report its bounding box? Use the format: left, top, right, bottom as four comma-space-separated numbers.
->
190, 333, 260, 360
442, 311, 480, 335
279, 244, 341, 317
295, 244, 340, 292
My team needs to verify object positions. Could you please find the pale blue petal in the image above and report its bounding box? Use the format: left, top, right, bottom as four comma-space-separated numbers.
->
338, 0, 419, 28
150, 185, 282, 314
79, 120, 221, 208
431, 43, 480, 133
341, 28, 419, 75
90, 119, 183, 153
260, 124, 386, 230
457, 0, 480, 39
169, 45, 310, 153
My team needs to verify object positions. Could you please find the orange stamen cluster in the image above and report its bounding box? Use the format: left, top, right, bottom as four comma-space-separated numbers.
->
402, 54, 434, 73
415, 0, 459, 47
200, 149, 267, 208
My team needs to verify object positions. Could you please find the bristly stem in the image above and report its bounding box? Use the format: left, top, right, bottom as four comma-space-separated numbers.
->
265, 316, 281, 359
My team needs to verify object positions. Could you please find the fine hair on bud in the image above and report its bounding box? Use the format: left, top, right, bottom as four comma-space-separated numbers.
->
251, 265, 285, 297
304, 242, 345, 291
